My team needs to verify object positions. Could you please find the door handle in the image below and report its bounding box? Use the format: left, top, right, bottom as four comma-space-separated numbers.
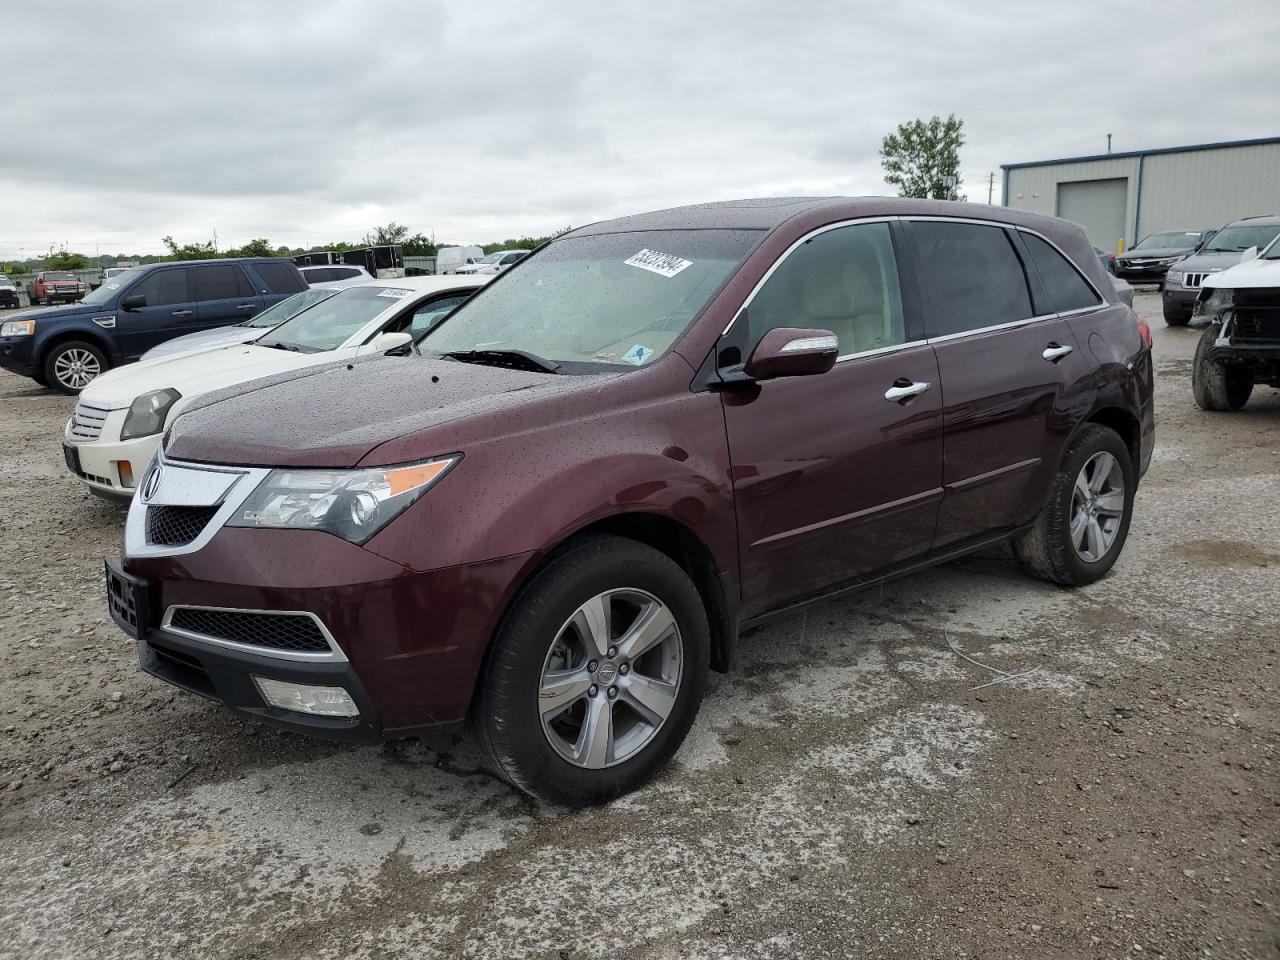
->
171, 310, 193, 318
236, 303, 257, 310
884, 378, 931, 403
1042, 342, 1073, 362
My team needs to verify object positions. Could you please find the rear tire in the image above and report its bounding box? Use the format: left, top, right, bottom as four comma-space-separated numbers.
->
43, 340, 107, 395
1014, 424, 1135, 587
473, 535, 709, 806
1162, 301, 1191, 327
1192, 325, 1252, 411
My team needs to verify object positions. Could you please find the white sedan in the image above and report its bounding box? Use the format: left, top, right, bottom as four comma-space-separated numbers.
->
63, 275, 486, 498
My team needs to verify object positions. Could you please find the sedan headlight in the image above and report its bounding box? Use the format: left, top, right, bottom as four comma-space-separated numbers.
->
227, 456, 459, 544
1, 319, 35, 337
120, 388, 181, 441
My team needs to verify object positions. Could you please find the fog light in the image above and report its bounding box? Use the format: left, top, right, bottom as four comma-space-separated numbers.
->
252, 676, 359, 717
117, 460, 134, 488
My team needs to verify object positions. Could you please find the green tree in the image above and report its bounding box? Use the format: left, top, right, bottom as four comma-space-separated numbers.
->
880, 114, 966, 200
47, 247, 89, 270
403, 232, 437, 257
231, 238, 275, 258
161, 235, 216, 261
365, 222, 410, 246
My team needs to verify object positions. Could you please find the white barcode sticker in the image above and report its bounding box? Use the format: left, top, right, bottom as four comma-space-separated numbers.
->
624, 249, 692, 278
377, 288, 412, 299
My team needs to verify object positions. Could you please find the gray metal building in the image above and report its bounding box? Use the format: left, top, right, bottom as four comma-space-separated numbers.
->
1001, 136, 1280, 253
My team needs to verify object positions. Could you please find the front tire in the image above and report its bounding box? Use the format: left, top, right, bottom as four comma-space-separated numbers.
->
1014, 424, 1135, 586
1162, 301, 1191, 327
43, 340, 107, 395
473, 535, 709, 806
1192, 325, 1252, 411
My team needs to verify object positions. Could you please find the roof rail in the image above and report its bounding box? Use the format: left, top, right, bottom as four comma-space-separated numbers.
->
1240, 214, 1277, 220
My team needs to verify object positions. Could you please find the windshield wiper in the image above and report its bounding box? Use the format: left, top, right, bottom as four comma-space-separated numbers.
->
439, 349, 561, 374
257, 340, 302, 352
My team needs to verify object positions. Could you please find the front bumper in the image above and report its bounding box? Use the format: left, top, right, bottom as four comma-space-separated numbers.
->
64, 411, 156, 497
1115, 261, 1176, 283
0, 334, 37, 376
1162, 285, 1199, 309
116, 522, 537, 738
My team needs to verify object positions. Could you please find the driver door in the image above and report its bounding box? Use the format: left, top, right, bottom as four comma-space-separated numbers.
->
718, 220, 944, 617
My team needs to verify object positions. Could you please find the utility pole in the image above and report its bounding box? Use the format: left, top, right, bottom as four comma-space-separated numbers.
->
988, 172, 995, 204
1106, 133, 1112, 154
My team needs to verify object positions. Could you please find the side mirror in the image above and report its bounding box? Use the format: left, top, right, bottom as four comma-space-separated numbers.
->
1241, 246, 1259, 263
743, 327, 839, 381
120, 293, 147, 310
370, 331, 413, 352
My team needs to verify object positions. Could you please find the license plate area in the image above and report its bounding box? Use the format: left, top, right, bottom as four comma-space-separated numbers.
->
105, 557, 150, 638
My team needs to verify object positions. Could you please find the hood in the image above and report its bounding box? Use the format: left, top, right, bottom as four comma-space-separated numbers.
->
78, 341, 337, 410
1202, 256, 1280, 291
165, 355, 610, 468
1117, 248, 1193, 262
141, 325, 264, 361
1170, 249, 1252, 272
8, 302, 92, 322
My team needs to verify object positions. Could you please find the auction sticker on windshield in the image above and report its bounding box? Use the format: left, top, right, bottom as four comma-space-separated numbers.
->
625, 249, 693, 278
377, 288, 412, 299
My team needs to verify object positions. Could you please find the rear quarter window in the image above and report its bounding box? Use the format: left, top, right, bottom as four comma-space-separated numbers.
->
1020, 233, 1103, 314
252, 261, 307, 294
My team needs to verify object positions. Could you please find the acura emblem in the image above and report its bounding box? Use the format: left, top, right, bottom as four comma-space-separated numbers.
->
141, 465, 163, 502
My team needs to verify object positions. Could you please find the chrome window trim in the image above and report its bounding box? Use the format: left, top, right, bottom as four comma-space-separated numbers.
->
834, 338, 928, 364
124, 450, 270, 559
924, 313, 1060, 346
161, 605, 348, 664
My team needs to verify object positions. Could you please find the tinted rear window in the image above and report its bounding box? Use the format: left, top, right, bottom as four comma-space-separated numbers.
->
252, 261, 307, 294
908, 221, 1033, 337
194, 263, 254, 301
1021, 233, 1102, 314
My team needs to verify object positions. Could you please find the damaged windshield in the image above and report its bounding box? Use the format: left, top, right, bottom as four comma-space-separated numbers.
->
421, 229, 761, 373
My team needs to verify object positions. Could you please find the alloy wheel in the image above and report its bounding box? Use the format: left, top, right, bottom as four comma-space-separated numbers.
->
53, 349, 101, 390
1070, 451, 1125, 563
538, 588, 683, 769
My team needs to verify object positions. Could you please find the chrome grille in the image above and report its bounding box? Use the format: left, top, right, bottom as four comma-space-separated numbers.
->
166, 607, 335, 656
69, 402, 109, 441
146, 505, 220, 546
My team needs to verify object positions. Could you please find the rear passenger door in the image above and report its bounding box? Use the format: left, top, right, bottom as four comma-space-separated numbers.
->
193, 263, 263, 329
115, 267, 196, 360
905, 219, 1090, 550
719, 220, 944, 616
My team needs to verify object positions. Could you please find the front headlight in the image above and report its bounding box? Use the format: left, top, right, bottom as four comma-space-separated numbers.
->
1166, 269, 1184, 283
1194, 288, 1234, 318
1, 319, 35, 337
120, 388, 181, 441
227, 456, 459, 544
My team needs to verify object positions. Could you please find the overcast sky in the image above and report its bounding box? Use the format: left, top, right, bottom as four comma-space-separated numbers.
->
2, 0, 1275, 260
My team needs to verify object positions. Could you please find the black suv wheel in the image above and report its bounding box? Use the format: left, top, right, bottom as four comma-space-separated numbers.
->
1162, 301, 1191, 327
1192, 324, 1252, 411
473, 535, 709, 806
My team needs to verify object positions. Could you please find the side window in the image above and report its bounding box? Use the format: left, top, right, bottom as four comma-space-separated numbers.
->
193, 264, 248, 302
254, 261, 307, 294
394, 295, 470, 338
1020, 233, 1102, 314
305, 268, 330, 283
748, 222, 905, 356
908, 221, 1034, 337
134, 268, 190, 307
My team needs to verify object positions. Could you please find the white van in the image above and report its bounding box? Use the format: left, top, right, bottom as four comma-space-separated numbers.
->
436, 245, 485, 274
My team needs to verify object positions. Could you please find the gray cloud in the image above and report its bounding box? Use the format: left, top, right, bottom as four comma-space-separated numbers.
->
2, 0, 1275, 257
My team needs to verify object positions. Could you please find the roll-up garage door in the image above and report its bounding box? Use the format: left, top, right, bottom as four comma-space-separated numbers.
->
1056, 178, 1128, 253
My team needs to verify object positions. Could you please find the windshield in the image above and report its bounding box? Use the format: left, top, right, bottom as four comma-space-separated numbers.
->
79, 266, 145, 306
258, 284, 402, 353
1133, 231, 1201, 251
1203, 225, 1280, 253
44, 272, 77, 281
479, 252, 505, 264
422, 229, 762, 372
245, 287, 337, 329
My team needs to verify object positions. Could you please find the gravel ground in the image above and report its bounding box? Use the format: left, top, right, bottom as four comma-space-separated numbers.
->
1, 289, 1277, 959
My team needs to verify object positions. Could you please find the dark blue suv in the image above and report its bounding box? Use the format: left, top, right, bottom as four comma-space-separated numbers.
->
0, 258, 307, 393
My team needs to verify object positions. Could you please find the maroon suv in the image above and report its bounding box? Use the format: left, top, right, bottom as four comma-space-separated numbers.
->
107, 198, 1154, 805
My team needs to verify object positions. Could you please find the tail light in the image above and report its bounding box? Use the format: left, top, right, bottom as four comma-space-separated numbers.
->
1136, 316, 1153, 350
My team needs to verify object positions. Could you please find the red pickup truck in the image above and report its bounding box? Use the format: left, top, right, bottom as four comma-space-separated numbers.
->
31, 271, 87, 306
